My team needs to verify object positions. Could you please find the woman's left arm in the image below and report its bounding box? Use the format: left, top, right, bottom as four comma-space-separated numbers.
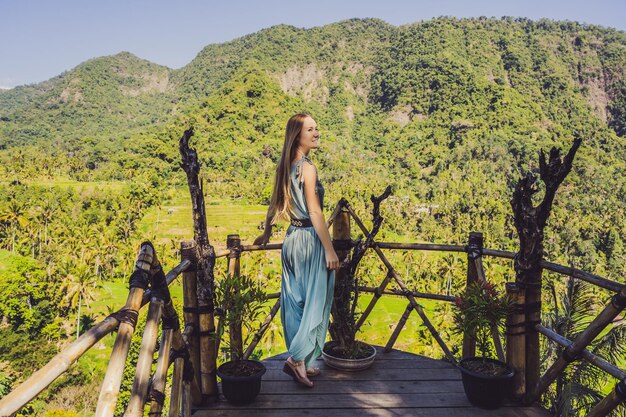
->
301, 162, 340, 270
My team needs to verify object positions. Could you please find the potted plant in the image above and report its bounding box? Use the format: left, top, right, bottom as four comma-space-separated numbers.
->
214, 272, 267, 405
323, 189, 391, 370
453, 279, 514, 409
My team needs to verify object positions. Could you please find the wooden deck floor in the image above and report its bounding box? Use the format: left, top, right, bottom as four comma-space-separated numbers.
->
194, 347, 550, 417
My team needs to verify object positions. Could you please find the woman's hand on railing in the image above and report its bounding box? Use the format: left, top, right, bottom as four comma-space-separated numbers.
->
253, 231, 270, 246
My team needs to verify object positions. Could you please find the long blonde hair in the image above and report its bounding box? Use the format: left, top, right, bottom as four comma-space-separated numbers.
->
268, 113, 310, 224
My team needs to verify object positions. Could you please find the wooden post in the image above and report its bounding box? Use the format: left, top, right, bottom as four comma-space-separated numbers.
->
506, 282, 526, 400
511, 137, 581, 400
226, 234, 243, 360
95, 243, 155, 417
462, 232, 482, 359
181, 240, 202, 404
329, 206, 352, 344
125, 298, 164, 417
180, 128, 218, 402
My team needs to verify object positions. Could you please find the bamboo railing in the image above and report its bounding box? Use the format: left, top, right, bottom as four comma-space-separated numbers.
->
3, 195, 626, 417
203, 197, 626, 417
0, 242, 193, 417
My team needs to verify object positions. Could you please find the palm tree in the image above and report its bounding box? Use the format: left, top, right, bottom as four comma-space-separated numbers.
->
542, 277, 626, 416
0, 199, 30, 253
60, 260, 98, 339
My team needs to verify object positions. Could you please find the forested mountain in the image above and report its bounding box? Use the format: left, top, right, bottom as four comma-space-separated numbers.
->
1, 16, 625, 266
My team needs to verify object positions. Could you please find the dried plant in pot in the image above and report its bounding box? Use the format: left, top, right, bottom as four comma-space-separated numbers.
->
215, 272, 267, 405
453, 280, 514, 409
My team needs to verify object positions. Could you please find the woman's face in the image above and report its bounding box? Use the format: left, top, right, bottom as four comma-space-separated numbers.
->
298, 117, 319, 152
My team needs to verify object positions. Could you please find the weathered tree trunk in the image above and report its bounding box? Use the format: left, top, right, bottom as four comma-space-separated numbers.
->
179, 128, 218, 402
511, 137, 581, 402
330, 187, 391, 354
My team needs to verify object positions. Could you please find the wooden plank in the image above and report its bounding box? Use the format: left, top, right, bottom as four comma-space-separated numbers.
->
195, 408, 549, 417
261, 367, 461, 381
267, 347, 446, 361
262, 358, 456, 370
208, 392, 473, 409
258, 379, 465, 394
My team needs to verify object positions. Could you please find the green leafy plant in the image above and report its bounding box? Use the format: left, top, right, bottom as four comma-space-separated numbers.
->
453, 280, 512, 360
215, 271, 267, 362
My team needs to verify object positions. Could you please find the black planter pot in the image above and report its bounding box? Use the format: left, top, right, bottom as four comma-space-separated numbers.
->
216, 359, 266, 405
458, 357, 514, 409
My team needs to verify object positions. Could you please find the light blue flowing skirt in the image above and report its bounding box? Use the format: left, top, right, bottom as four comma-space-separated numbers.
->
280, 225, 335, 368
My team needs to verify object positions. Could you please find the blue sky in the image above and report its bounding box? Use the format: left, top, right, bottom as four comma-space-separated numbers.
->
1, 0, 625, 89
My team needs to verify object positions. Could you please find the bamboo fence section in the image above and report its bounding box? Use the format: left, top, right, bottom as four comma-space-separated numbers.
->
95, 242, 155, 417
0, 314, 120, 417
344, 202, 457, 365
526, 284, 626, 404
358, 286, 456, 302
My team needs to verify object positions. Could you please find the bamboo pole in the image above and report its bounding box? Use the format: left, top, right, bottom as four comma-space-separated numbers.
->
241, 243, 283, 252
345, 203, 457, 365
587, 380, 626, 417
94, 243, 155, 417
244, 298, 281, 360
536, 325, 626, 380
226, 234, 244, 360
180, 240, 202, 404
358, 286, 456, 302
384, 303, 413, 352
162, 279, 202, 407
540, 261, 622, 293
0, 315, 119, 416
482, 248, 622, 293
182, 382, 192, 417
326, 198, 346, 229
375, 242, 467, 252
462, 232, 481, 359
506, 282, 526, 400
147, 328, 173, 416
169, 357, 184, 417
125, 298, 164, 417
526, 286, 626, 404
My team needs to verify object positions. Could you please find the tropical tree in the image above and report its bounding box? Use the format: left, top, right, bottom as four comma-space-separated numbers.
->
542, 277, 626, 416
59, 261, 98, 339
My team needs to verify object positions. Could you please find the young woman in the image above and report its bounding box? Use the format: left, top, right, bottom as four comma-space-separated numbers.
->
254, 113, 339, 388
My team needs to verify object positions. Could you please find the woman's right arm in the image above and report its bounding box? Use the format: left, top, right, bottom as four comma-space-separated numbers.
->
253, 210, 273, 245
